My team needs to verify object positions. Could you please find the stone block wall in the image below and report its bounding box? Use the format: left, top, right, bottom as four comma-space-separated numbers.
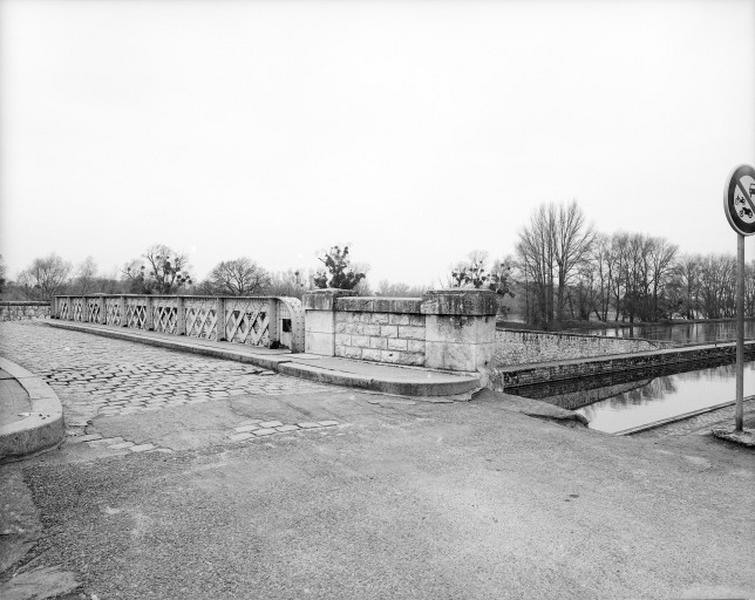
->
335, 310, 426, 366
493, 340, 755, 389
0, 302, 51, 321
303, 289, 499, 372
494, 329, 663, 367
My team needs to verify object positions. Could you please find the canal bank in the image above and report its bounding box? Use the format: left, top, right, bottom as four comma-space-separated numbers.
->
492, 339, 755, 389
495, 347, 755, 436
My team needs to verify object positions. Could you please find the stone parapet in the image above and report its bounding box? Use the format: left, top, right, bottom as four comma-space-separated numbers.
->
494, 329, 663, 366
302, 289, 497, 372
302, 289, 358, 355
0, 301, 51, 321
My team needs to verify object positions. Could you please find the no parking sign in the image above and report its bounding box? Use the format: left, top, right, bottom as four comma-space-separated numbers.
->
723, 163, 755, 434
724, 164, 755, 236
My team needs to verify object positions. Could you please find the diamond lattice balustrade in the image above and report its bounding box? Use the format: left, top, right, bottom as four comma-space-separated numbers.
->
185, 298, 217, 339
59, 298, 71, 320
125, 299, 148, 329
71, 298, 85, 322
104, 299, 121, 326
224, 299, 270, 346
153, 299, 178, 334
53, 294, 305, 353
86, 300, 100, 323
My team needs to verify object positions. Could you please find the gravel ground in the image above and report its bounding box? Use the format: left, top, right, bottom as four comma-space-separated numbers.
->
3, 397, 754, 600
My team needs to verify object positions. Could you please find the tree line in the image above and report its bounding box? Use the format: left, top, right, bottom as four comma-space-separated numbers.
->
3, 201, 753, 328
0, 244, 391, 301
515, 201, 755, 327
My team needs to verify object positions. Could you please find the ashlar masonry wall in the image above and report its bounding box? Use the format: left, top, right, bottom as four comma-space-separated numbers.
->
303, 289, 499, 372
335, 298, 426, 366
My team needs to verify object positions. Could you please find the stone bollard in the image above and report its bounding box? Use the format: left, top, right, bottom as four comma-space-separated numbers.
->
302, 288, 358, 355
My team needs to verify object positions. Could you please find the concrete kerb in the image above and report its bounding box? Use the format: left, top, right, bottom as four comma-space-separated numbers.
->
0, 356, 65, 461
44, 320, 481, 397
616, 396, 754, 436
711, 426, 755, 448
278, 361, 481, 397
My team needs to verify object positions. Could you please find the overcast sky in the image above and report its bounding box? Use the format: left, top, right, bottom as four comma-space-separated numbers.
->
1, 0, 754, 287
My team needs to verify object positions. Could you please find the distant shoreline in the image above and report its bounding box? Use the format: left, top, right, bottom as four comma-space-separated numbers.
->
497, 317, 755, 332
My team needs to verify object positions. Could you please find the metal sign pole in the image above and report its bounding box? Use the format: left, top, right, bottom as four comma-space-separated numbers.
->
723, 164, 755, 438
735, 233, 744, 431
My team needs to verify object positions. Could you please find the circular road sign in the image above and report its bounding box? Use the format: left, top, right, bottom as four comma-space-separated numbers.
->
724, 164, 755, 236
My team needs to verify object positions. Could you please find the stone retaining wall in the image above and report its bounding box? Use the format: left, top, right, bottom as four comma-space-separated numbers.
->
492, 341, 755, 389
0, 301, 51, 321
494, 329, 663, 366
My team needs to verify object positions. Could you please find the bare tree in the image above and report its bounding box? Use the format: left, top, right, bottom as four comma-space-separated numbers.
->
589, 234, 615, 321
124, 244, 192, 294
264, 269, 310, 298
72, 256, 98, 294
649, 238, 678, 320
698, 255, 736, 319
0, 255, 6, 293
376, 281, 427, 297
675, 255, 701, 319
553, 201, 595, 320
18, 254, 72, 300
208, 258, 270, 295
516, 201, 593, 327
516, 204, 555, 327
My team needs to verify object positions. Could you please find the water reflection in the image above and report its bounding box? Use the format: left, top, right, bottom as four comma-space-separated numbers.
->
572, 320, 755, 345
508, 361, 755, 434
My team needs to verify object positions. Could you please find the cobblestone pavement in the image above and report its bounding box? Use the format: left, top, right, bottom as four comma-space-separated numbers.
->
57, 418, 344, 458
0, 321, 329, 426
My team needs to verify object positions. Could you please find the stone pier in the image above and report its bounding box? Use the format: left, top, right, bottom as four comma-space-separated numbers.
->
303, 289, 498, 372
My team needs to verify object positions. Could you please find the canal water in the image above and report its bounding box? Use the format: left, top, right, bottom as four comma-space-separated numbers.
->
572, 320, 755, 345
508, 360, 755, 434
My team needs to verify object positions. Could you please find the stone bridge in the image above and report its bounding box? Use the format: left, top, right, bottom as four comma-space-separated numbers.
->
52, 289, 500, 373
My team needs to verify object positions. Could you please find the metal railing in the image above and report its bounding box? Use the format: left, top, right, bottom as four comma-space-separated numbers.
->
53, 294, 305, 352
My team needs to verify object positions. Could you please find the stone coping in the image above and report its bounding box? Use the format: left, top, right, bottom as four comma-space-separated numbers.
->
420, 289, 498, 316
498, 339, 755, 372
335, 296, 424, 314
304, 288, 498, 316
0, 301, 51, 306
55, 294, 298, 301
0, 356, 65, 461
497, 327, 667, 346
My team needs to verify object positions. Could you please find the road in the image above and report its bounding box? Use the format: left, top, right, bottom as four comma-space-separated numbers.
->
1, 321, 753, 600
